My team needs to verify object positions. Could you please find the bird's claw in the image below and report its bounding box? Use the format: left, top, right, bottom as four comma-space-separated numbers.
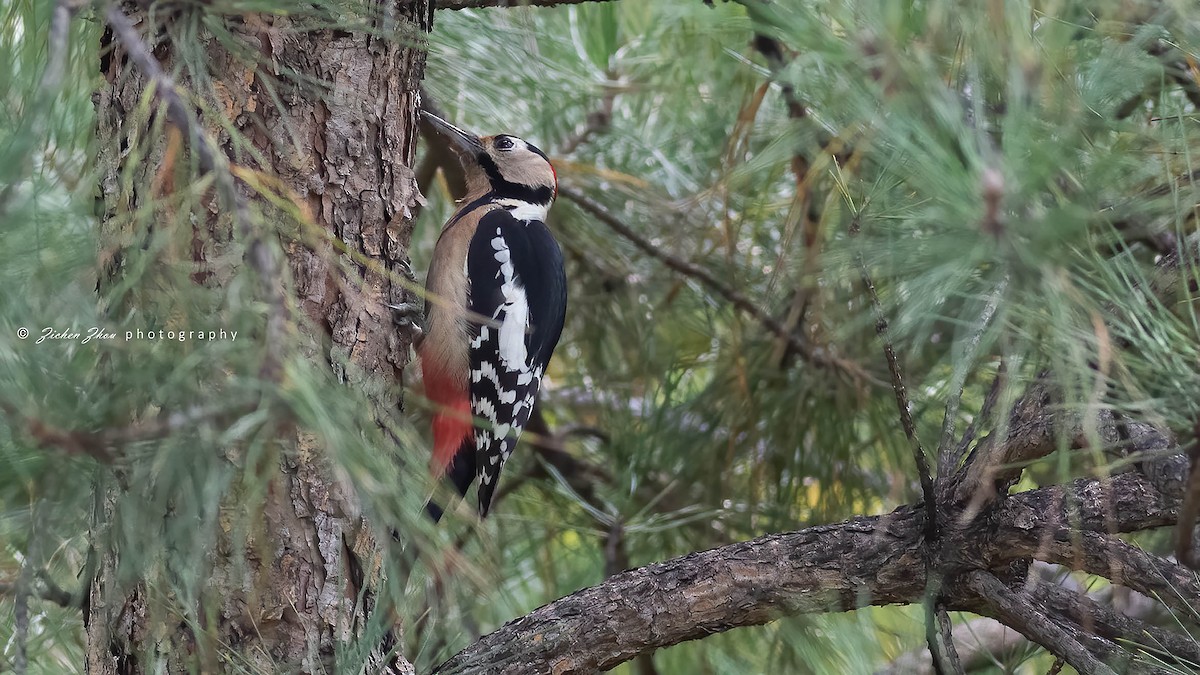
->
388, 300, 426, 348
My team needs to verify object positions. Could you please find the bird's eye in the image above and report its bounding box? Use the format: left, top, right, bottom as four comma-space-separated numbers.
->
495, 137, 515, 151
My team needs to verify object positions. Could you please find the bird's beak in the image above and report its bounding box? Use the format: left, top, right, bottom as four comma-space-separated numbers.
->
421, 110, 484, 156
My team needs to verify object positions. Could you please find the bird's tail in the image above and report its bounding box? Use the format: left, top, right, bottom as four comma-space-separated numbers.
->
421, 361, 476, 522
423, 440, 476, 522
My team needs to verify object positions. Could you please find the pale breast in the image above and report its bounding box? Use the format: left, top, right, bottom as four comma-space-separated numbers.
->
419, 202, 498, 386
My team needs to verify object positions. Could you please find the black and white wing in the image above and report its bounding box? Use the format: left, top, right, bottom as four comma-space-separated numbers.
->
466, 208, 567, 516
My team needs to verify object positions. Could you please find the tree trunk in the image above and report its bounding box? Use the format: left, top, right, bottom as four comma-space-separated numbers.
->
87, 4, 429, 672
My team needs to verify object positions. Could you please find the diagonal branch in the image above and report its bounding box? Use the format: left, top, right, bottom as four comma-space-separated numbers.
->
936, 277, 1007, 477
855, 250, 947, 673
856, 253, 936, 528
0, 400, 257, 462
0, 571, 81, 610
432, 505, 929, 675
1000, 527, 1200, 626
964, 571, 1118, 675
1035, 579, 1200, 668
561, 186, 874, 383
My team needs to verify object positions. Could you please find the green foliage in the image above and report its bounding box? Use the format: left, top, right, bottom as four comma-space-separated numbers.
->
418, 0, 1200, 672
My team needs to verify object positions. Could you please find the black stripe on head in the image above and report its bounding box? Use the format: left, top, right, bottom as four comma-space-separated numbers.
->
477, 153, 555, 205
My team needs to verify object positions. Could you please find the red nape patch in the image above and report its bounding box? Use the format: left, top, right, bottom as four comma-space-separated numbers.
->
422, 364, 473, 474
551, 162, 558, 199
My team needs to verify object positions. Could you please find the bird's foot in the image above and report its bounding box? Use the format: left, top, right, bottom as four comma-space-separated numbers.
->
388, 300, 425, 348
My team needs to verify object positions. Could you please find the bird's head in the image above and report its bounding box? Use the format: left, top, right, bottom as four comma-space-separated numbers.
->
422, 111, 557, 208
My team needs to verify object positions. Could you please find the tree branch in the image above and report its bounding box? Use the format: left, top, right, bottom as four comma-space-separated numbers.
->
433, 455, 1189, 675
876, 617, 1027, 675
1001, 527, 1200, 625
560, 186, 874, 383
952, 376, 1073, 512
432, 506, 928, 674
1034, 579, 1200, 668
964, 571, 1118, 675
856, 253, 936, 529
0, 570, 80, 610
0, 400, 257, 462
854, 249, 947, 672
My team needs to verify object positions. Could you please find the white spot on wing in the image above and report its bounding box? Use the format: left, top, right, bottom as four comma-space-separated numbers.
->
474, 398, 497, 423
487, 230, 530, 370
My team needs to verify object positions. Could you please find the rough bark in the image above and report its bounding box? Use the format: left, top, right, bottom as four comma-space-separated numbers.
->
433, 507, 926, 674
432, 455, 1191, 675
87, 3, 428, 672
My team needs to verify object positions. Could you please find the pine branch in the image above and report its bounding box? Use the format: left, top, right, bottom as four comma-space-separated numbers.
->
557, 77, 617, 155
1174, 434, 1200, 567
432, 462, 1188, 675
852, 244, 957, 672
0, 577, 79, 610
936, 277, 1007, 477
1034, 579, 1200, 668
877, 617, 1027, 675
561, 186, 875, 383
856, 253, 937, 527
0, 0, 88, 218
965, 571, 1118, 675
999, 528, 1200, 626
42, 0, 88, 94
0, 400, 257, 462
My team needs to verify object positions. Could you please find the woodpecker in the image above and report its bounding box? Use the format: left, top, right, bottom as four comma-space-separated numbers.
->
417, 111, 566, 520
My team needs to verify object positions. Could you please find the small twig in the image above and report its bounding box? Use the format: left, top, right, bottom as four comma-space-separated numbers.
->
0, 575, 81, 610
933, 605, 965, 675
12, 567, 30, 675
1044, 657, 1065, 675
855, 244, 945, 673
562, 187, 873, 383
0, 0, 88, 217
855, 253, 936, 529
967, 571, 1118, 675
559, 79, 617, 156
0, 400, 257, 462
936, 276, 1007, 478
879, 616, 1027, 674
42, 0, 88, 95
953, 359, 1006, 461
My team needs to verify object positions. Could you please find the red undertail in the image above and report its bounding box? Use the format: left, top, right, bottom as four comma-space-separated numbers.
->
422, 361, 472, 474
